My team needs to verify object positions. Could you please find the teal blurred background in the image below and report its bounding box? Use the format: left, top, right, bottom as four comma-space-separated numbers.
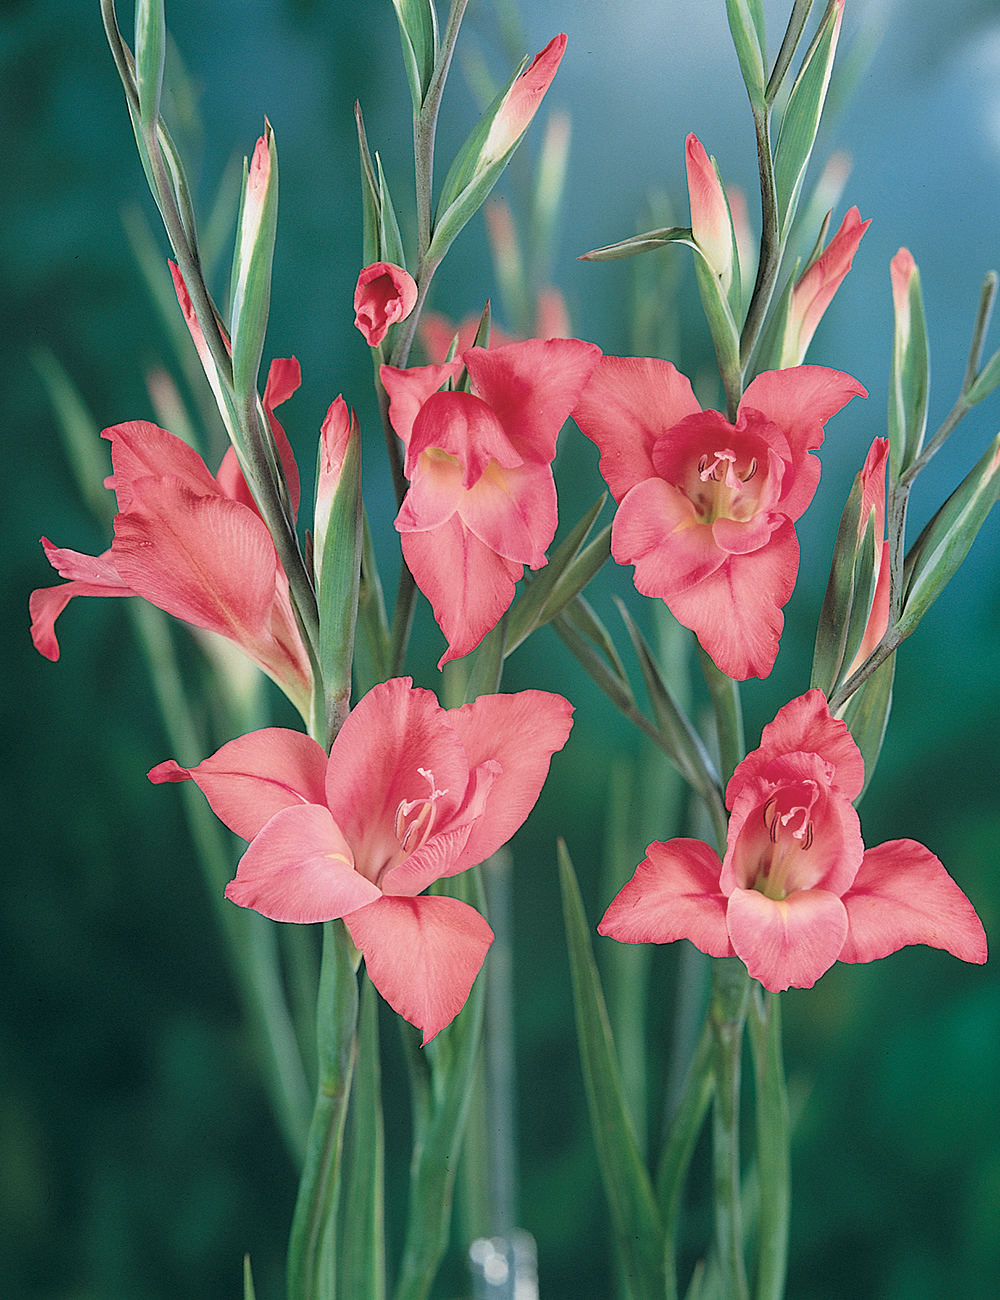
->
3, 0, 1000, 1297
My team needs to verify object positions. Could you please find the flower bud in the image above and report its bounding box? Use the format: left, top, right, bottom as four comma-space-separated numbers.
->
686, 134, 734, 293
780, 206, 870, 367
480, 34, 567, 168
353, 261, 418, 348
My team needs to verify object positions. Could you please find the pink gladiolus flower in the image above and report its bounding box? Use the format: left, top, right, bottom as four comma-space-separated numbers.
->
29, 359, 312, 715
599, 690, 987, 991
780, 206, 871, 367
480, 34, 567, 167
844, 437, 891, 678
382, 336, 601, 665
354, 262, 418, 348
686, 133, 733, 292
150, 677, 574, 1042
572, 358, 867, 679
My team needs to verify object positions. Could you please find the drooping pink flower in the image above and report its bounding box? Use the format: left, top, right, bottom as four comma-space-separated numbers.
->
780, 206, 870, 367
150, 677, 574, 1042
382, 336, 601, 665
29, 359, 312, 716
354, 262, 419, 348
599, 690, 987, 991
686, 133, 734, 293
572, 358, 866, 679
480, 34, 567, 167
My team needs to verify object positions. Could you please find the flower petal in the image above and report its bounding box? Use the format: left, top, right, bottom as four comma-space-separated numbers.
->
381, 359, 465, 448
103, 420, 219, 511
463, 337, 601, 464
407, 389, 522, 483
148, 727, 329, 840
225, 804, 380, 922
730, 688, 864, 803
345, 894, 494, 1044
401, 519, 522, 666
30, 543, 135, 661
446, 690, 575, 872
457, 460, 557, 567
572, 355, 702, 501
612, 478, 724, 597
726, 887, 848, 990
598, 839, 733, 958
666, 517, 799, 680
840, 839, 988, 965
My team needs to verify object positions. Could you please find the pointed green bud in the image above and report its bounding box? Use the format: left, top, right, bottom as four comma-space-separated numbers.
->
231, 124, 278, 407
391, 0, 439, 112
887, 247, 929, 478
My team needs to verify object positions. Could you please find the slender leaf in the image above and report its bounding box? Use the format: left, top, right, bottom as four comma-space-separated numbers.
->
580, 226, 696, 262
391, 0, 439, 112
726, 0, 767, 109
838, 652, 895, 797
557, 842, 667, 1300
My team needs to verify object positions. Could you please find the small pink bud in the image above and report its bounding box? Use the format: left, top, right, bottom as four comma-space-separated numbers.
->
481, 34, 567, 166
314, 396, 359, 550
686, 134, 733, 292
890, 247, 917, 344
353, 262, 418, 348
781, 206, 870, 366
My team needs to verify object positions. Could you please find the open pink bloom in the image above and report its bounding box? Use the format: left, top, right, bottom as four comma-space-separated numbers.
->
599, 690, 987, 991
30, 359, 312, 715
382, 336, 601, 665
150, 677, 574, 1042
354, 262, 418, 348
572, 358, 866, 679
781, 206, 871, 367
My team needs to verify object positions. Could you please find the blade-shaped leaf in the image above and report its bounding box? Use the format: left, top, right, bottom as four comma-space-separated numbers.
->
837, 651, 895, 797
726, 0, 767, 109
579, 226, 696, 262
392, 0, 439, 112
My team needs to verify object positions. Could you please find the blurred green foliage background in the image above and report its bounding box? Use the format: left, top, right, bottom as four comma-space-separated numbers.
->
3, 1, 1000, 1297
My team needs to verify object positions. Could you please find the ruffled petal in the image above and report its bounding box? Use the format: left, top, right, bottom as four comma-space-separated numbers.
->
381, 359, 465, 449
572, 355, 702, 501
148, 727, 329, 840
729, 689, 864, 803
225, 804, 381, 922
30, 543, 135, 661
407, 389, 522, 482
104, 421, 219, 511
612, 478, 724, 597
598, 839, 733, 958
400, 520, 522, 666
840, 839, 988, 965
726, 887, 848, 990
345, 894, 494, 1044
666, 518, 799, 680
457, 460, 557, 567
446, 690, 575, 872
464, 337, 602, 464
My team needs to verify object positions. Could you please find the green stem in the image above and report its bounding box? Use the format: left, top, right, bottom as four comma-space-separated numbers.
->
748, 991, 790, 1300
765, 0, 817, 108
740, 101, 780, 376
286, 921, 360, 1300
710, 959, 751, 1300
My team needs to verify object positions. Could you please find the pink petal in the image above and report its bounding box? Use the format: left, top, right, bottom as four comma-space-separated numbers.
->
104, 421, 219, 511
612, 478, 725, 597
345, 894, 494, 1044
401, 519, 522, 666
572, 355, 702, 501
262, 356, 303, 520
726, 887, 848, 990
324, 678, 471, 881
353, 262, 418, 348
396, 451, 466, 532
110, 478, 277, 641
381, 359, 466, 448
148, 727, 329, 840
463, 337, 602, 464
481, 34, 567, 162
665, 518, 799, 680
30, 542, 136, 660
686, 134, 732, 284
840, 839, 988, 965
225, 804, 381, 922
446, 690, 575, 872
730, 689, 864, 803
407, 389, 523, 483
598, 839, 733, 958
457, 460, 557, 567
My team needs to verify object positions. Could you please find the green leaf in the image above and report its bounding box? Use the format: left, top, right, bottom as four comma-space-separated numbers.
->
837, 652, 895, 797
356, 102, 381, 268
134, 0, 166, 129
557, 841, 668, 1300
579, 225, 696, 262
556, 596, 633, 702
747, 993, 790, 1300
338, 974, 386, 1300
725, 0, 767, 110
505, 499, 609, 654
772, 0, 843, 242
316, 414, 362, 743
899, 431, 1000, 637
231, 125, 278, 409
463, 616, 507, 700
391, 0, 439, 112
376, 153, 407, 269
242, 1254, 257, 1300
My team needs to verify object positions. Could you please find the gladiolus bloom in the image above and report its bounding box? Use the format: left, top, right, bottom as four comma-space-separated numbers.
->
572, 358, 866, 679
480, 34, 567, 167
150, 677, 574, 1042
599, 690, 987, 991
30, 359, 313, 716
354, 262, 418, 347
686, 134, 734, 293
780, 206, 870, 367
382, 336, 601, 665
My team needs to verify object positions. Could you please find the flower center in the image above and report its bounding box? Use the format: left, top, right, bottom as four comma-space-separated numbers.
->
753, 782, 816, 900
691, 448, 760, 524
390, 767, 448, 870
